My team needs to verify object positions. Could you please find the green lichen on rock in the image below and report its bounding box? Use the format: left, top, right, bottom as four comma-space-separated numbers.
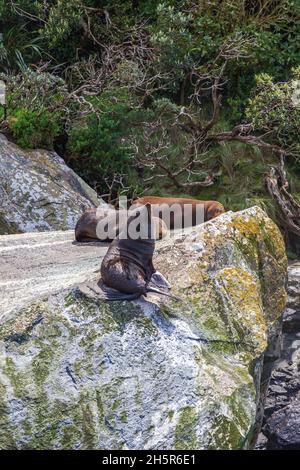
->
0, 206, 287, 449
207, 415, 245, 450
175, 407, 198, 450
215, 267, 267, 353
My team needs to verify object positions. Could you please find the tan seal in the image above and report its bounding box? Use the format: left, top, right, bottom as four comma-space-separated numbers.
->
133, 196, 225, 229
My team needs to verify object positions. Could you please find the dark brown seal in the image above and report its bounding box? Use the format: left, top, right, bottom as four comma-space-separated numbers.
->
80, 204, 178, 301
133, 196, 225, 229
75, 208, 168, 242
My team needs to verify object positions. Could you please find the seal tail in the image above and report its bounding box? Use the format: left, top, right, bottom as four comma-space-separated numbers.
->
146, 286, 182, 302
79, 281, 141, 301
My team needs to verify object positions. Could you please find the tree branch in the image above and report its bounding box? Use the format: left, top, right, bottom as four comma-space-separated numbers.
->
265, 160, 300, 237
209, 128, 293, 156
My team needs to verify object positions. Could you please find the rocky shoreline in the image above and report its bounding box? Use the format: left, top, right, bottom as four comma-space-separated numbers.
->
256, 262, 300, 449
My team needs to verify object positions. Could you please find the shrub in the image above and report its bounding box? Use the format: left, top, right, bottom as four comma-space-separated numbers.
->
8, 108, 62, 149
245, 68, 300, 149
68, 112, 130, 177
1, 68, 77, 148
67, 91, 144, 193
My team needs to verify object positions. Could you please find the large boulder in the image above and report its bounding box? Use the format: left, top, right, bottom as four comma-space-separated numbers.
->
0, 207, 287, 449
0, 134, 101, 234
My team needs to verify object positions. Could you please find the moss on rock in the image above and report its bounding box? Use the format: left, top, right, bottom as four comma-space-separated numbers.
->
0, 206, 287, 449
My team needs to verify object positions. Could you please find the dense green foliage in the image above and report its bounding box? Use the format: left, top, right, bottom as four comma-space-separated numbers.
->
67, 91, 145, 191
8, 108, 61, 148
246, 68, 300, 150
0, 0, 300, 225
1, 69, 70, 147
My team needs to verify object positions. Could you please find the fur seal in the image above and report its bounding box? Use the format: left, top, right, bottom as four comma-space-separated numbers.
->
133, 196, 225, 229
80, 204, 179, 301
75, 208, 168, 242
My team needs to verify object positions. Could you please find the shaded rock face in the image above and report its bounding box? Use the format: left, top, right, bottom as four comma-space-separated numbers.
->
256, 262, 300, 449
0, 134, 101, 234
0, 207, 287, 449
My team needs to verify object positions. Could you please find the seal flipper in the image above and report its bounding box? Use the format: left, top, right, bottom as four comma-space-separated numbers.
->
149, 271, 171, 290
79, 281, 181, 302
146, 286, 181, 301
79, 280, 141, 301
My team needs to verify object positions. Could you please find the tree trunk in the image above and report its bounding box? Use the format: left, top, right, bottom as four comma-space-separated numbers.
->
265, 160, 300, 246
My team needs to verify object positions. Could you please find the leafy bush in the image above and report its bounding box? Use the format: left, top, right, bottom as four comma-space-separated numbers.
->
67, 91, 145, 193
8, 108, 62, 149
68, 112, 130, 178
1, 68, 77, 148
3, 68, 70, 112
150, 0, 300, 105
246, 68, 300, 149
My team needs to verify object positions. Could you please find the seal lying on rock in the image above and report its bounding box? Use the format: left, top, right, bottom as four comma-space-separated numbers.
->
75, 208, 168, 242
79, 204, 179, 301
133, 196, 225, 229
